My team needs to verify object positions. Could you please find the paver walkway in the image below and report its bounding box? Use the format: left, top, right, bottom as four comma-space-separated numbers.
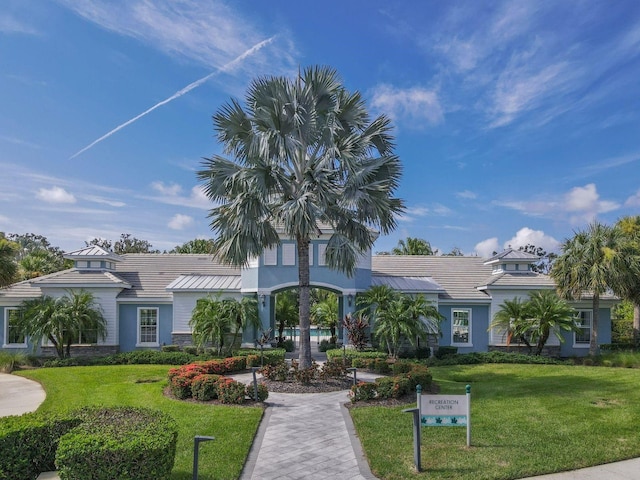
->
240, 389, 377, 480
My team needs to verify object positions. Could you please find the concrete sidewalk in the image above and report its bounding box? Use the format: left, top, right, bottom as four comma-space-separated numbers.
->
0, 373, 45, 417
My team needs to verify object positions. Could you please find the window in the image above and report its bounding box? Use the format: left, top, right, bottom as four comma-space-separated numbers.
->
282, 244, 296, 266
574, 310, 592, 346
138, 308, 159, 346
452, 309, 471, 345
263, 247, 277, 266
4, 308, 26, 346
318, 244, 327, 266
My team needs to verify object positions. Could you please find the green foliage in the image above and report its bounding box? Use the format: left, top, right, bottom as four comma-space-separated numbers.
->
351, 357, 392, 374
358, 285, 443, 358
425, 351, 567, 367
279, 339, 295, 352
18, 290, 107, 359
191, 374, 223, 401
434, 346, 458, 359
0, 234, 19, 287
612, 301, 635, 343
319, 360, 347, 379
169, 238, 215, 254
234, 348, 286, 366
259, 362, 290, 381
326, 348, 387, 365
245, 382, 269, 402
216, 378, 247, 404
161, 345, 181, 352
318, 339, 340, 352
55, 407, 177, 480
0, 351, 27, 373
390, 237, 435, 255
349, 363, 431, 402
43, 350, 196, 367
0, 412, 80, 480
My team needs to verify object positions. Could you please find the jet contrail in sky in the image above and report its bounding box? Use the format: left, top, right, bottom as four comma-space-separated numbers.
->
70, 36, 276, 160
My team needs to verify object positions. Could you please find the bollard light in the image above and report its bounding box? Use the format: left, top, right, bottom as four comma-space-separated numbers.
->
346, 367, 357, 386
193, 435, 215, 480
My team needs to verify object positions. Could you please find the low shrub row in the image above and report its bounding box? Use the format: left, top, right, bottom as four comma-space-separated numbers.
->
167, 359, 269, 403
326, 349, 388, 365
0, 407, 177, 480
259, 360, 348, 384
233, 348, 286, 366
318, 339, 341, 352
425, 351, 568, 367
350, 362, 432, 402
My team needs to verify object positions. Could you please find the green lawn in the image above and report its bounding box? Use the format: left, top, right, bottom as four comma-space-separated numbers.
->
17, 365, 263, 480
350, 364, 640, 480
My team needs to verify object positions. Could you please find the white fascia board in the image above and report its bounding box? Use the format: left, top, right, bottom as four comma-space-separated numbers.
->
116, 298, 173, 304
438, 299, 492, 305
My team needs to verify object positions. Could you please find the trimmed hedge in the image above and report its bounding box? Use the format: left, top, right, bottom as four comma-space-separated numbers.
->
234, 348, 286, 366
350, 361, 432, 403
425, 351, 568, 367
326, 349, 387, 365
0, 407, 177, 480
43, 350, 197, 368
55, 407, 177, 480
0, 413, 80, 480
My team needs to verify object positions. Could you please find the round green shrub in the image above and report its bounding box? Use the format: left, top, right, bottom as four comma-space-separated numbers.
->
245, 382, 269, 402
191, 374, 222, 401
55, 407, 177, 480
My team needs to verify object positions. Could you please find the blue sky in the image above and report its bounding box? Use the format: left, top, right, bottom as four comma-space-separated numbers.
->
1, 0, 639, 257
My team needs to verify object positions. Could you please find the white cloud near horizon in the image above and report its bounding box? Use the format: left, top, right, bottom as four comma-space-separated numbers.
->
36, 186, 76, 204
370, 85, 444, 126
474, 227, 560, 258
168, 214, 194, 230
456, 190, 477, 200
399, 203, 452, 223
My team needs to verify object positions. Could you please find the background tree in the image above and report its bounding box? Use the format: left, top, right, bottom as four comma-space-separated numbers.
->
0, 234, 19, 287
18, 291, 107, 359
275, 290, 299, 345
359, 285, 442, 358
170, 238, 215, 254
518, 244, 558, 274
551, 221, 618, 355
390, 237, 436, 255
7, 233, 71, 279
310, 290, 339, 342
197, 66, 403, 369
523, 290, 578, 355
222, 295, 260, 353
444, 246, 464, 256
611, 216, 640, 344
189, 295, 229, 355
85, 234, 159, 254
611, 301, 635, 344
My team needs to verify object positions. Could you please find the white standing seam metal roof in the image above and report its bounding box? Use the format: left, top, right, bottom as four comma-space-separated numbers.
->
166, 274, 242, 291
371, 275, 444, 293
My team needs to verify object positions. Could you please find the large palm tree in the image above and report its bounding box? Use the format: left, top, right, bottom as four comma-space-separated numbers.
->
524, 290, 578, 355
551, 222, 618, 355
198, 66, 404, 369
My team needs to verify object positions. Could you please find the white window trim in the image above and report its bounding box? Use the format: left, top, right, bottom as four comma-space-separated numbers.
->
451, 308, 472, 346
137, 307, 160, 347
3, 307, 27, 348
573, 310, 592, 348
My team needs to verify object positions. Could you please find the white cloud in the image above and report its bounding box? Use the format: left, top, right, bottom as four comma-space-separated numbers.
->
503, 227, 560, 252
456, 190, 477, 200
168, 214, 194, 230
370, 85, 443, 126
0, 14, 39, 35
57, 0, 294, 76
399, 204, 452, 223
151, 181, 182, 196
625, 190, 640, 207
474, 237, 499, 258
146, 183, 210, 210
36, 186, 76, 204
83, 195, 126, 207
494, 183, 620, 225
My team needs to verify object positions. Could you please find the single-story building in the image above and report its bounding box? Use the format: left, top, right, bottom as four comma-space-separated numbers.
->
0, 234, 615, 357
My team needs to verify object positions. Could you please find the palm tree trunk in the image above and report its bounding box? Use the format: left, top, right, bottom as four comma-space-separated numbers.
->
590, 294, 600, 356
297, 235, 312, 370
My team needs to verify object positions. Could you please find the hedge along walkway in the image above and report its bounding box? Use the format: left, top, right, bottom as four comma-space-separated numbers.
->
239, 390, 378, 480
